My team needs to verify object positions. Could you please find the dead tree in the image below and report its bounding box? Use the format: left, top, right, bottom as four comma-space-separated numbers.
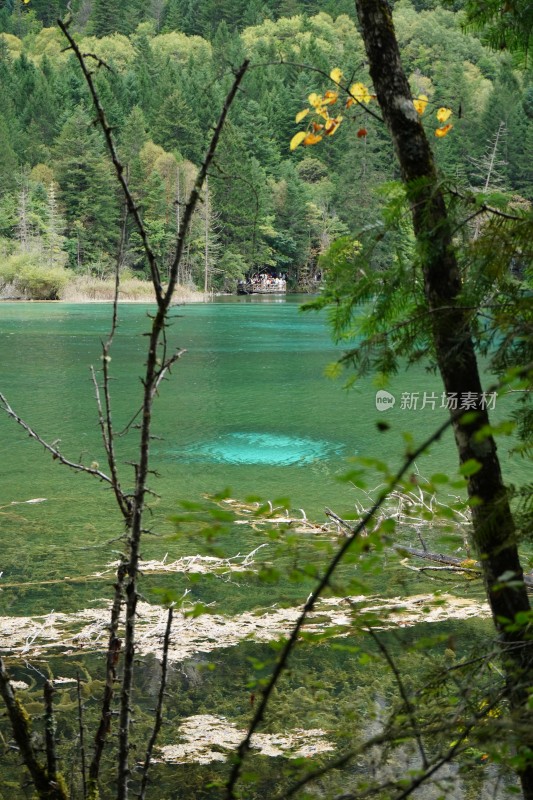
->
0, 14, 249, 799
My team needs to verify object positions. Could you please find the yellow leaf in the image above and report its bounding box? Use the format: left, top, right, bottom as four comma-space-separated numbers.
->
308, 92, 322, 109
324, 116, 342, 136
436, 107, 452, 123
295, 108, 310, 123
330, 67, 343, 83
303, 132, 323, 146
349, 82, 372, 104
413, 94, 428, 115
323, 90, 338, 105
290, 130, 307, 151
435, 124, 453, 138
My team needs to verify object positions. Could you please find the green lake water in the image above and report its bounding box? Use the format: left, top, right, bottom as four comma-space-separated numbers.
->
0, 296, 521, 615
0, 297, 520, 799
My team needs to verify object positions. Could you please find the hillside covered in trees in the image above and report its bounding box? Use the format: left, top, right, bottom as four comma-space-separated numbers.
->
0, 0, 531, 295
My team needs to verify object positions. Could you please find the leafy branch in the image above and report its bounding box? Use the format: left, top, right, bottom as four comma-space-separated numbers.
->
224, 411, 458, 799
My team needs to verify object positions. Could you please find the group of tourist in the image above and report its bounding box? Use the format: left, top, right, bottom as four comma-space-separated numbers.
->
252, 273, 287, 288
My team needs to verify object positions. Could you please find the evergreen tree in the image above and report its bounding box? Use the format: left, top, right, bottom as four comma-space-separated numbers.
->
88, 0, 125, 37
151, 88, 201, 161
119, 105, 149, 181
130, 33, 159, 116
161, 0, 182, 32
123, 0, 149, 34
25, 0, 63, 27
0, 117, 18, 194
54, 107, 118, 268
506, 88, 533, 199
214, 124, 273, 275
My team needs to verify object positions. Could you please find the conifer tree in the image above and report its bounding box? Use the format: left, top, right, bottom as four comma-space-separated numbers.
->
0, 117, 18, 194
54, 107, 118, 268
88, 0, 124, 37
161, 0, 182, 33
151, 89, 201, 161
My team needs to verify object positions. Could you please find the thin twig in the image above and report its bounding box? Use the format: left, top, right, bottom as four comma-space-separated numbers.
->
91, 367, 131, 521
365, 627, 429, 769
58, 20, 163, 303
139, 606, 174, 800
152, 349, 187, 398
0, 392, 113, 485
224, 413, 458, 799
250, 59, 384, 124
76, 671, 88, 800
0, 658, 66, 799
44, 681, 58, 789
87, 564, 125, 795
448, 186, 526, 222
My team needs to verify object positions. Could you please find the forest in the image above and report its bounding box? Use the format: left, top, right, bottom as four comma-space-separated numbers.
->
0, 0, 532, 296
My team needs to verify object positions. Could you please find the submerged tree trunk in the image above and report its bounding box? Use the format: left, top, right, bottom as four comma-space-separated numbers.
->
354, 1, 533, 795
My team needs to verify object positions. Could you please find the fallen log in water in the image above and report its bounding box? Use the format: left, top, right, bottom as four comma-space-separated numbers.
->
395, 545, 533, 590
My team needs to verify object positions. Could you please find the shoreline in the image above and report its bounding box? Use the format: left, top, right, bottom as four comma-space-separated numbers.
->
0, 296, 211, 304
0, 275, 211, 304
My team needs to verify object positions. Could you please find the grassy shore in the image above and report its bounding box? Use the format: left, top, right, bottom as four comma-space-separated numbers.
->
60, 275, 208, 303
0, 274, 209, 303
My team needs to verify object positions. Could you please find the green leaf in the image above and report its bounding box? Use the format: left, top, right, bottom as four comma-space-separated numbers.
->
459, 459, 482, 476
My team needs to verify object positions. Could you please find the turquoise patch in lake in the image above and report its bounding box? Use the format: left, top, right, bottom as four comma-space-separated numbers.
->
182, 432, 343, 466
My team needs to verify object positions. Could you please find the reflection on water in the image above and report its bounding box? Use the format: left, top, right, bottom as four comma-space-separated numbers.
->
177, 431, 344, 466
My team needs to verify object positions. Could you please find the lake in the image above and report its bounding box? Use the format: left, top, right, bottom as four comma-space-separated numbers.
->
0, 297, 453, 602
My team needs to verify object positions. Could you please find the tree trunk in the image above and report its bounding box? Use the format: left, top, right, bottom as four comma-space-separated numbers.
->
354, 1, 533, 796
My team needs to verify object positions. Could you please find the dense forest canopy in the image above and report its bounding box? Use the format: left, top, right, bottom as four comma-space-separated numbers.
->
0, 0, 531, 293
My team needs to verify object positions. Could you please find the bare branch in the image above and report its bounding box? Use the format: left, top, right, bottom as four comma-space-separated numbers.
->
152, 349, 187, 398
366, 627, 428, 769
0, 657, 66, 800
88, 563, 125, 795
325, 506, 361, 536
76, 672, 88, 800
0, 392, 113, 485
448, 186, 526, 222
91, 367, 132, 522
43, 681, 59, 790
57, 21, 163, 303
224, 413, 458, 799
139, 606, 174, 800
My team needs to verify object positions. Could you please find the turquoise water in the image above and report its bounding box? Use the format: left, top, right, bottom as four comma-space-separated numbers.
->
0, 297, 520, 615
179, 431, 344, 466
